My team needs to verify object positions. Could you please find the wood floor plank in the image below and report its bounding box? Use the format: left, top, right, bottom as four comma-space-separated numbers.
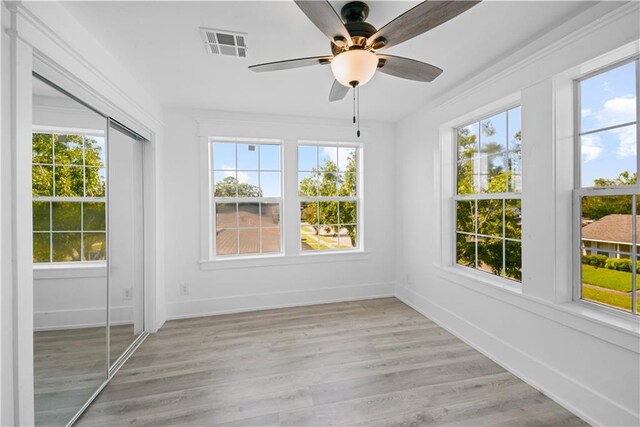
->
70, 298, 586, 427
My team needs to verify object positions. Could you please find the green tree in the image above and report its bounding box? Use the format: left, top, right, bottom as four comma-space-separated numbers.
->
214, 176, 263, 197
582, 171, 637, 221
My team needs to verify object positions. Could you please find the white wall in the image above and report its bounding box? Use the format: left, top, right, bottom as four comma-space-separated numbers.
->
162, 109, 396, 319
395, 3, 640, 426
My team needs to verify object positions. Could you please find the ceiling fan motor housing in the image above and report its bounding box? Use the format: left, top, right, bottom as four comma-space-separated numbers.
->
331, 1, 378, 53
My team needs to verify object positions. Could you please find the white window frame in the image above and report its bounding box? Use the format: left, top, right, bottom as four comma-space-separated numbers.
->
31, 125, 107, 266
452, 105, 523, 284
208, 136, 284, 259
572, 56, 640, 316
297, 140, 363, 254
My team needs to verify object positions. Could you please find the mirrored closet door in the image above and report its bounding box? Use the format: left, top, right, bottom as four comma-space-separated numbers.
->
32, 74, 147, 427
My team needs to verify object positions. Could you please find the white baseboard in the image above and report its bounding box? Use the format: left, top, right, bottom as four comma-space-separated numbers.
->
34, 305, 133, 331
167, 282, 395, 320
396, 284, 639, 427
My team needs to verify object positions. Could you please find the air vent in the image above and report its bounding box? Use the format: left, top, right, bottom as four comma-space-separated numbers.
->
200, 27, 248, 58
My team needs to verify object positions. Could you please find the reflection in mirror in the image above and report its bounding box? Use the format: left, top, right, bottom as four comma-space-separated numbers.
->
32, 75, 108, 426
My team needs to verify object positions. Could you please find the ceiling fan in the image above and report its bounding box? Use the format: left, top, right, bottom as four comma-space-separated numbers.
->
249, 0, 481, 135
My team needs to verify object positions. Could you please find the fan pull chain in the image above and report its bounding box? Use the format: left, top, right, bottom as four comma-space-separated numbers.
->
352, 86, 356, 124
357, 85, 361, 138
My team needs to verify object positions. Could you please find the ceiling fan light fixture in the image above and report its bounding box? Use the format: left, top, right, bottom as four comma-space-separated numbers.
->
330, 49, 378, 87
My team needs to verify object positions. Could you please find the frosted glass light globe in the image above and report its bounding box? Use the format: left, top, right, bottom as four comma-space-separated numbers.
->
331, 49, 378, 87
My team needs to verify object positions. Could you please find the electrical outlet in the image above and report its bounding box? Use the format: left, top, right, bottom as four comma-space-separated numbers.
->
123, 288, 132, 300
180, 284, 189, 296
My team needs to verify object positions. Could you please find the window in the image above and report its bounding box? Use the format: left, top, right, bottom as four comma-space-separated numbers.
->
32, 130, 107, 263
210, 138, 282, 256
454, 107, 522, 281
298, 143, 359, 251
575, 58, 639, 314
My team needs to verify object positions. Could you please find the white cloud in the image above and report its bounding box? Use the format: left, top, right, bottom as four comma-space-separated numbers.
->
220, 163, 250, 182
581, 108, 592, 118
320, 146, 355, 169
581, 134, 603, 162
589, 95, 637, 158
614, 126, 637, 158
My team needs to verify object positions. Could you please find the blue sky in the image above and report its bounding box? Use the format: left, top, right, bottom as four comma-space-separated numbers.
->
213, 143, 281, 197
580, 60, 637, 186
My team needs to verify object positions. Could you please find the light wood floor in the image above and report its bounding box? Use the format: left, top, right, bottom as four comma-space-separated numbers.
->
76, 298, 587, 426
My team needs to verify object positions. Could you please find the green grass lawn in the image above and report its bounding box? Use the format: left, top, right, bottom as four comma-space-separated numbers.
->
581, 265, 632, 292
582, 286, 631, 311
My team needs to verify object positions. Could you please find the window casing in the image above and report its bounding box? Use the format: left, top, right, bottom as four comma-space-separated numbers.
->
298, 142, 360, 252
210, 138, 283, 257
32, 129, 107, 263
454, 106, 522, 282
574, 57, 639, 315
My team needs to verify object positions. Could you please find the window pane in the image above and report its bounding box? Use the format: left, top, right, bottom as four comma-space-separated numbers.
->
581, 252, 632, 313
33, 233, 50, 263
457, 123, 479, 161
216, 228, 238, 255
54, 165, 84, 197
260, 203, 280, 227
237, 143, 258, 170
298, 146, 317, 171
456, 233, 476, 267
504, 240, 522, 281
338, 147, 356, 172
238, 202, 260, 227
507, 151, 522, 193
300, 202, 318, 227
53, 134, 83, 166
32, 164, 53, 197
456, 200, 475, 233
338, 225, 357, 249
482, 154, 507, 193
457, 160, 476, 195
261, 226, 280, 253
318, 172, 337, 196
32, 133, 53, 164
33, 201, 50, 232
581, 125, 636, 187
318, 225, 338, 250
505, 199, 522, 240
237, 171, 260, 197
301, 225, 319, 251
83, 232, 106, 261
239, 228, 260, 254
52, 232, 81, 262
83, 202, 106, 231
84, 167, 106, 197
480, 112, 507, 154
339, 172, 357, 197
580, 61, 637, 134
508, 107, 522, 151
259, 172, 281, 197
216, 203, 237, 228
477, 237, 503, 277
259, 144, 280, 171
319, 146, 337, 171
477, 199, 503, 237
52, 202, 81, 231
213, 142, 236, 170
319, 201, 338, 225
339, 201, 357, 226
84, 135, 105, 167
214, 171, 237, 197
299, 172, 318, 197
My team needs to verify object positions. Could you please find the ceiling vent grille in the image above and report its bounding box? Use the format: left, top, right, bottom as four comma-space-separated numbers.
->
200, 27, 248, 58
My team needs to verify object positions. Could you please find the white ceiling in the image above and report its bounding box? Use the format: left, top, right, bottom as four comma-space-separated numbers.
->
62, 1, 597, 122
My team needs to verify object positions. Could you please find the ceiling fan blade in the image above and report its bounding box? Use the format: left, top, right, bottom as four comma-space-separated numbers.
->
294, 0, 352, 45
368, 1, 481, 50
377, 55, 443, 82
249, 56, 332, 72
329, 79, 349, 102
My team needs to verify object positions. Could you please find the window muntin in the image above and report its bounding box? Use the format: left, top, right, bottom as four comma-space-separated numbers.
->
455, 107, 522, 281
576, 58, 639, 314
210, 139, 282, 257
298, 143, 359, 251
32, 131, 107, 263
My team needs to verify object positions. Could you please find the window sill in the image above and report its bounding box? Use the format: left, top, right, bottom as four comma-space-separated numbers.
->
434, 264, 640, 352
33, 262, 107, 280
200, 250, 371, 271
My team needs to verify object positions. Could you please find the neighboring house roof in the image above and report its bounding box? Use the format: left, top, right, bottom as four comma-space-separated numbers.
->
582, 214, 640, 245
